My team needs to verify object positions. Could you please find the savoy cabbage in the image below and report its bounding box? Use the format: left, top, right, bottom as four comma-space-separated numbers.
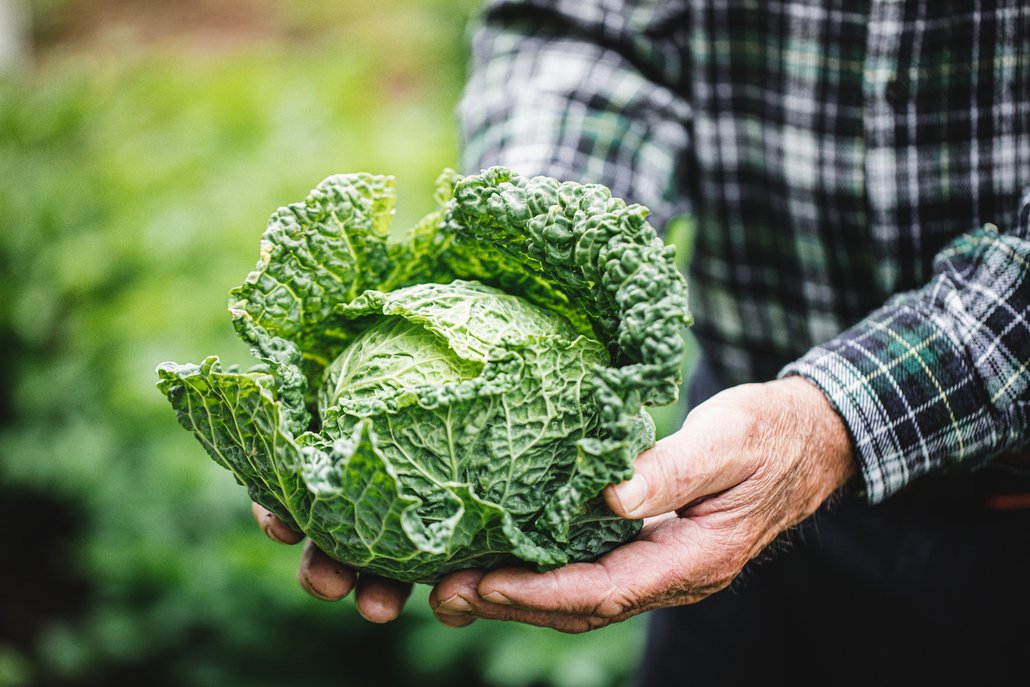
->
157, 167, 691, 583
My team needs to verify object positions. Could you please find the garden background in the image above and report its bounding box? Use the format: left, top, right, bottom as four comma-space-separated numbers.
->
0, 1, 695, 685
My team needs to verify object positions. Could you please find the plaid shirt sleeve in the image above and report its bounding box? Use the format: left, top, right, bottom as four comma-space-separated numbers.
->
782, 193, 1030, 503
458, 0, 692, 228
461, 0, 1030, 505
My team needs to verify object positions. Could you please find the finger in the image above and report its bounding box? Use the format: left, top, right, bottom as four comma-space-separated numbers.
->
475, 549, 651, 618
433, 611, 478, 628
604, 402, 757, 518
457, 600, 616, 633
297, 541, 356, 601
476, 518, 737, 617
355, 574, 412, 623
430, 568, 485, 615
430, 569, 613, 633
251, 502, 304, 545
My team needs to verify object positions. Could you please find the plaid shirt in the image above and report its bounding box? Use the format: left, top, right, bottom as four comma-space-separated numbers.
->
459, 0, 1030, 502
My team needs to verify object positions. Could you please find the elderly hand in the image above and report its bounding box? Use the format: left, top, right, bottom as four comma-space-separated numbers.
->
429, 376, 857, 633
251, 503, 412, 623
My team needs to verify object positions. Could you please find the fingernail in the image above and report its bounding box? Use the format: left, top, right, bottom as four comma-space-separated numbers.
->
263, 523, 284, 543
437, 594, 472, 613
307, 585, 334, 601
482, 590, 511, 605
298, 575, 327, 600
612, 477, 647, 515
298, 567, 338, 601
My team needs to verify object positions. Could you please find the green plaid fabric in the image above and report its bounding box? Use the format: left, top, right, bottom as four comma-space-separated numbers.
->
459, 0, 1030, 502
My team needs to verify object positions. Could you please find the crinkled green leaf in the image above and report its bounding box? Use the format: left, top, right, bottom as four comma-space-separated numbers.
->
226, 173, 402, 427
155, 357, 309, 530
299, 422, 566, 580
230, 173, 395, 364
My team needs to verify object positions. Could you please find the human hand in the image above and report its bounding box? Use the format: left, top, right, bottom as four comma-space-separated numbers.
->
429, 376, 857, 632
251, 502, 412, 622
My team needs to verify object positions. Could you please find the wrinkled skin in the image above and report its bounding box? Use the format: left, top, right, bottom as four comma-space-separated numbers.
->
256, 376, 856, 631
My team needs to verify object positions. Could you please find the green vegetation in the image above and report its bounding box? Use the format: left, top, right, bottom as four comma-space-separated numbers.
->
0, 2, 692, 685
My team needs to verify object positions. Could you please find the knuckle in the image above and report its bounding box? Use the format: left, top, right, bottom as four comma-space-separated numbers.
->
580, 615, 614, 633
643, 444, 683, 505
697, 388, 764, 436
438, 568, 484, 600
557, 616, 606, 634
540, 569, 567, 606
591, 566, 634, 619
595, 597, 628, 619
593, 585, 633, 619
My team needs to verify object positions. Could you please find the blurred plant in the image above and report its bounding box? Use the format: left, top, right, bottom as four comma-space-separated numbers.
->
0, 1, 696, 686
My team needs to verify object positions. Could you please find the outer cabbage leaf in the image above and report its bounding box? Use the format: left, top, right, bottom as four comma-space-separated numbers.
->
155, 357, 309, 530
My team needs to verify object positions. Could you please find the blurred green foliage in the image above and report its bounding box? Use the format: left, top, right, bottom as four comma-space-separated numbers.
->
0, 2, 694, 684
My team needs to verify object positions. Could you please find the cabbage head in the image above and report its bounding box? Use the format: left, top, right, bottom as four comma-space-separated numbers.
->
156, 167, 691, 583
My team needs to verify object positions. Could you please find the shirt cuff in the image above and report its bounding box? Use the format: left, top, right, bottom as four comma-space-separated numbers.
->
779, 298, 998, 503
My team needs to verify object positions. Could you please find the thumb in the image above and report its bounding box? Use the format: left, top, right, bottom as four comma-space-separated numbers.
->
604, 400, 758, 519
